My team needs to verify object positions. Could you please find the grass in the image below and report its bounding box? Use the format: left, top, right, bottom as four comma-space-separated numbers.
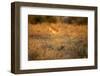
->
28, 23, 88, 60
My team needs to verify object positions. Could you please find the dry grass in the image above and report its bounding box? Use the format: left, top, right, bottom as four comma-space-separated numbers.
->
28, 23, 88, 60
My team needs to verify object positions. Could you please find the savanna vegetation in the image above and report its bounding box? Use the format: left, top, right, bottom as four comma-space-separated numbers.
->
28, 15, 88, 60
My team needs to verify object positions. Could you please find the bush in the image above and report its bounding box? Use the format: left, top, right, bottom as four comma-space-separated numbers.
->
28, 15, 45, 24
63, 17, 88, 25
28, 15, 57, 24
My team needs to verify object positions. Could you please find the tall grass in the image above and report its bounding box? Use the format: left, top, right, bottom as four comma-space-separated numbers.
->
28, 23, 88, 60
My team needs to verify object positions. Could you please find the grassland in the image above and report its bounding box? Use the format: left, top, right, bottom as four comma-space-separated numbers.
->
28, 23, 88, 60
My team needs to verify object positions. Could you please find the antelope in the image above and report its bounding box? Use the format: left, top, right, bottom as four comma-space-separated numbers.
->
48, 25, 59, 35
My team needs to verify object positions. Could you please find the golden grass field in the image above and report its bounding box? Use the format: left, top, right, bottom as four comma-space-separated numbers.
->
28, 23, 88, 60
